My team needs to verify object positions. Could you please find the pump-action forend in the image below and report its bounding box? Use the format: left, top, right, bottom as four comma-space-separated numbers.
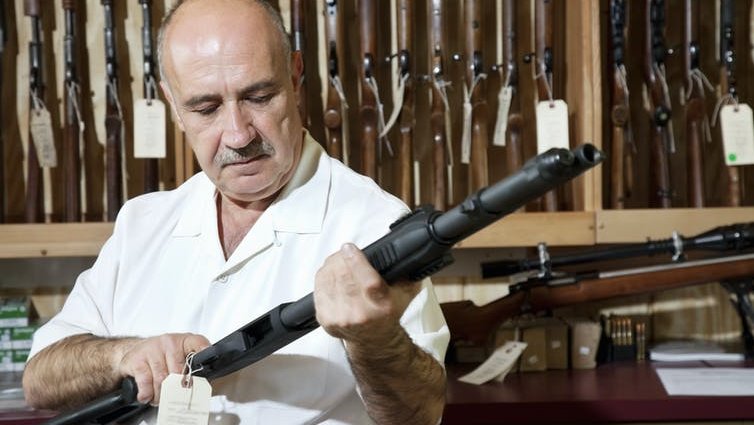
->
45, 144, 604, 425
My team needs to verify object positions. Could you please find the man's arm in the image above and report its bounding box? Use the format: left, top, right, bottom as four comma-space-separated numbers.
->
315, 243, 446, 425
23, 332, 209, 410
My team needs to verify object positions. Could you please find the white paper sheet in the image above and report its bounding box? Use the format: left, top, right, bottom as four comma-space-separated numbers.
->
656, 368, 754, 396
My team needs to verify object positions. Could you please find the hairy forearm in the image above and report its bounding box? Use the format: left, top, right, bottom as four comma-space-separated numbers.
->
346, 329, 446, 425
23, 334, 138, 410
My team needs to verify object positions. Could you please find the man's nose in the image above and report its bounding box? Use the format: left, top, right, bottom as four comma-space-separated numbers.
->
221, 103, 256, 148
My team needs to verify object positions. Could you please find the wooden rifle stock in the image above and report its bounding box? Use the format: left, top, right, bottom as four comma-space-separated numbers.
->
140, 0, 159, 193
396, 0, 413, 206
24, 0, 43, 223
644, 0, 673, 208
534, 0, 557, 211
719, 0, 741, 207
442, 253, 754, 345
291, 0, 307, 127
465, 0, 488, 192
503, 0, 523, 177
103, 0, 123, 221
683, 0, 705, 208
323, 0, 344, 162
609, 0, 631, 209
428, 0, 447, 211
62, 0, 81, 222
359, 0, 378, 180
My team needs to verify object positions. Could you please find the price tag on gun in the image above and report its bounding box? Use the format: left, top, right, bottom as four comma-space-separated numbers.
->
458, 341, 527, 385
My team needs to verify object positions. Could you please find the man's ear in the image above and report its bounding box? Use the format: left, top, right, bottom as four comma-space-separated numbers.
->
159, 80, 185, 132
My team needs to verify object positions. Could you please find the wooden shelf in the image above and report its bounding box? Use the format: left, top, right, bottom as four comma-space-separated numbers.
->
0, 207, 751, 258
0, 223, 113, 258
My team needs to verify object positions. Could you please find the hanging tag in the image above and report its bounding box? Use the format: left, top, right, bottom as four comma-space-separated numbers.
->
458, 341, 527, 385
720, 103, 754, 165
492, 86, 513, 147
156, 373, 212, 425
30, 108, 58, 168
536, 100, 570, 153
461, 98, 472, 164
134, 99, 167, 158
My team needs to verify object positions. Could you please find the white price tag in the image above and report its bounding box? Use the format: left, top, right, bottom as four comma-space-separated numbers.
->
720, 103, 754, 165
134, 99, 167, 158
461, 98, 472, 164
156, 374, 212, 425
536, 100, 570, 153
458, 341, 527, 385
492, 86, 513, 147
29, 108, 57, 168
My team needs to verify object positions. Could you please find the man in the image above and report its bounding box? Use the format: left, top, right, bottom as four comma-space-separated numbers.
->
22, 1, 449, 424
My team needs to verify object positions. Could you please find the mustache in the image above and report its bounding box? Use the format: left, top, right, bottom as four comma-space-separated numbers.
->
214, 140, 275, 167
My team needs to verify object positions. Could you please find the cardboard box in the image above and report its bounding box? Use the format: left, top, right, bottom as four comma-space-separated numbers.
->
520, 326, 547, 372
546, 322, 569, 370
571, 321, 602, 369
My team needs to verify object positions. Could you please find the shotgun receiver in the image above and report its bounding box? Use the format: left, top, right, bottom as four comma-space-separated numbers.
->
47, 144, 604, 425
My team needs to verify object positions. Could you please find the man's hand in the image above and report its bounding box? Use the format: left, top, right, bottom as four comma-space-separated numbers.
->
115, 333, 210, 404
313, 243, 420, 348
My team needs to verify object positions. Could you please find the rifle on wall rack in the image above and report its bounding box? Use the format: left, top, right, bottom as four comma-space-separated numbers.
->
46, 144, 604, 425
291, 0, 308, 128
644, 0, 674, 208
62, 0, 83, 222
719, 0, 741, 207
392, 0, 414, 206
358, 0, 378, 180
427, 0, 450, 211
322, 0, 348, 165
463, 0, 489, 193
500, 0, 524, 179
140, 0, 159, 194
533, 0, 558, 212
682, 0, 709, 208
103, 0, 124, 221
608, 0, 633, 209
24, 0, 45, 223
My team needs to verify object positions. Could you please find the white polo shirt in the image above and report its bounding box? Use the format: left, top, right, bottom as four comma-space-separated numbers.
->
30, 133, 450, 424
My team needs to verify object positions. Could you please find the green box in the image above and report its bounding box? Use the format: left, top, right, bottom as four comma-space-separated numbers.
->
11, 326, 36, 349
0, 299, 29, 328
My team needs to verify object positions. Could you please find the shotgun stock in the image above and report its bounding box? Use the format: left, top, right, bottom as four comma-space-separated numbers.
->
62, 0, 82, 222
103, 0, 124, 221
534, 0, 558, 211
644, 0, 674, 208
428, 0, 449, 210
140, 0, 159, 194
464, 0, 488, 192
359, 0, 378, 180
719, 0, 741, 207
444, 253, 754, 346
24, 0, 44, 223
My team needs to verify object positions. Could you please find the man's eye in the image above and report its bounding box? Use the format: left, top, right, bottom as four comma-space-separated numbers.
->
248, 94, 273, 104
194, 105, 219, 116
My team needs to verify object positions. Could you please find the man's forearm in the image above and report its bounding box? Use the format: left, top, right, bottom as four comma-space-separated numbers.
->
23, 334, 137, 410
346, 329, 446, 425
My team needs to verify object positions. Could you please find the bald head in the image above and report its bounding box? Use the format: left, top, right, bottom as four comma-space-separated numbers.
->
157, 0, 291, 87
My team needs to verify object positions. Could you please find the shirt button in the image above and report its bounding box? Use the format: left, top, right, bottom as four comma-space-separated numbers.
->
216, 275, 229, 284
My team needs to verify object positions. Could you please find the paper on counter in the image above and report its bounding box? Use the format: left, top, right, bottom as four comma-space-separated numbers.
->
656, 368, 754, 396
458, 341, 527, 385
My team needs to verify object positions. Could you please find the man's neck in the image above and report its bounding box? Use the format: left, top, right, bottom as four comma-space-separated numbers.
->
216, 193, 276, 259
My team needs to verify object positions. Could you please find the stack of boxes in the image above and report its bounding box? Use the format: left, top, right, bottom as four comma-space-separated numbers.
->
0, 299, 36, 372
